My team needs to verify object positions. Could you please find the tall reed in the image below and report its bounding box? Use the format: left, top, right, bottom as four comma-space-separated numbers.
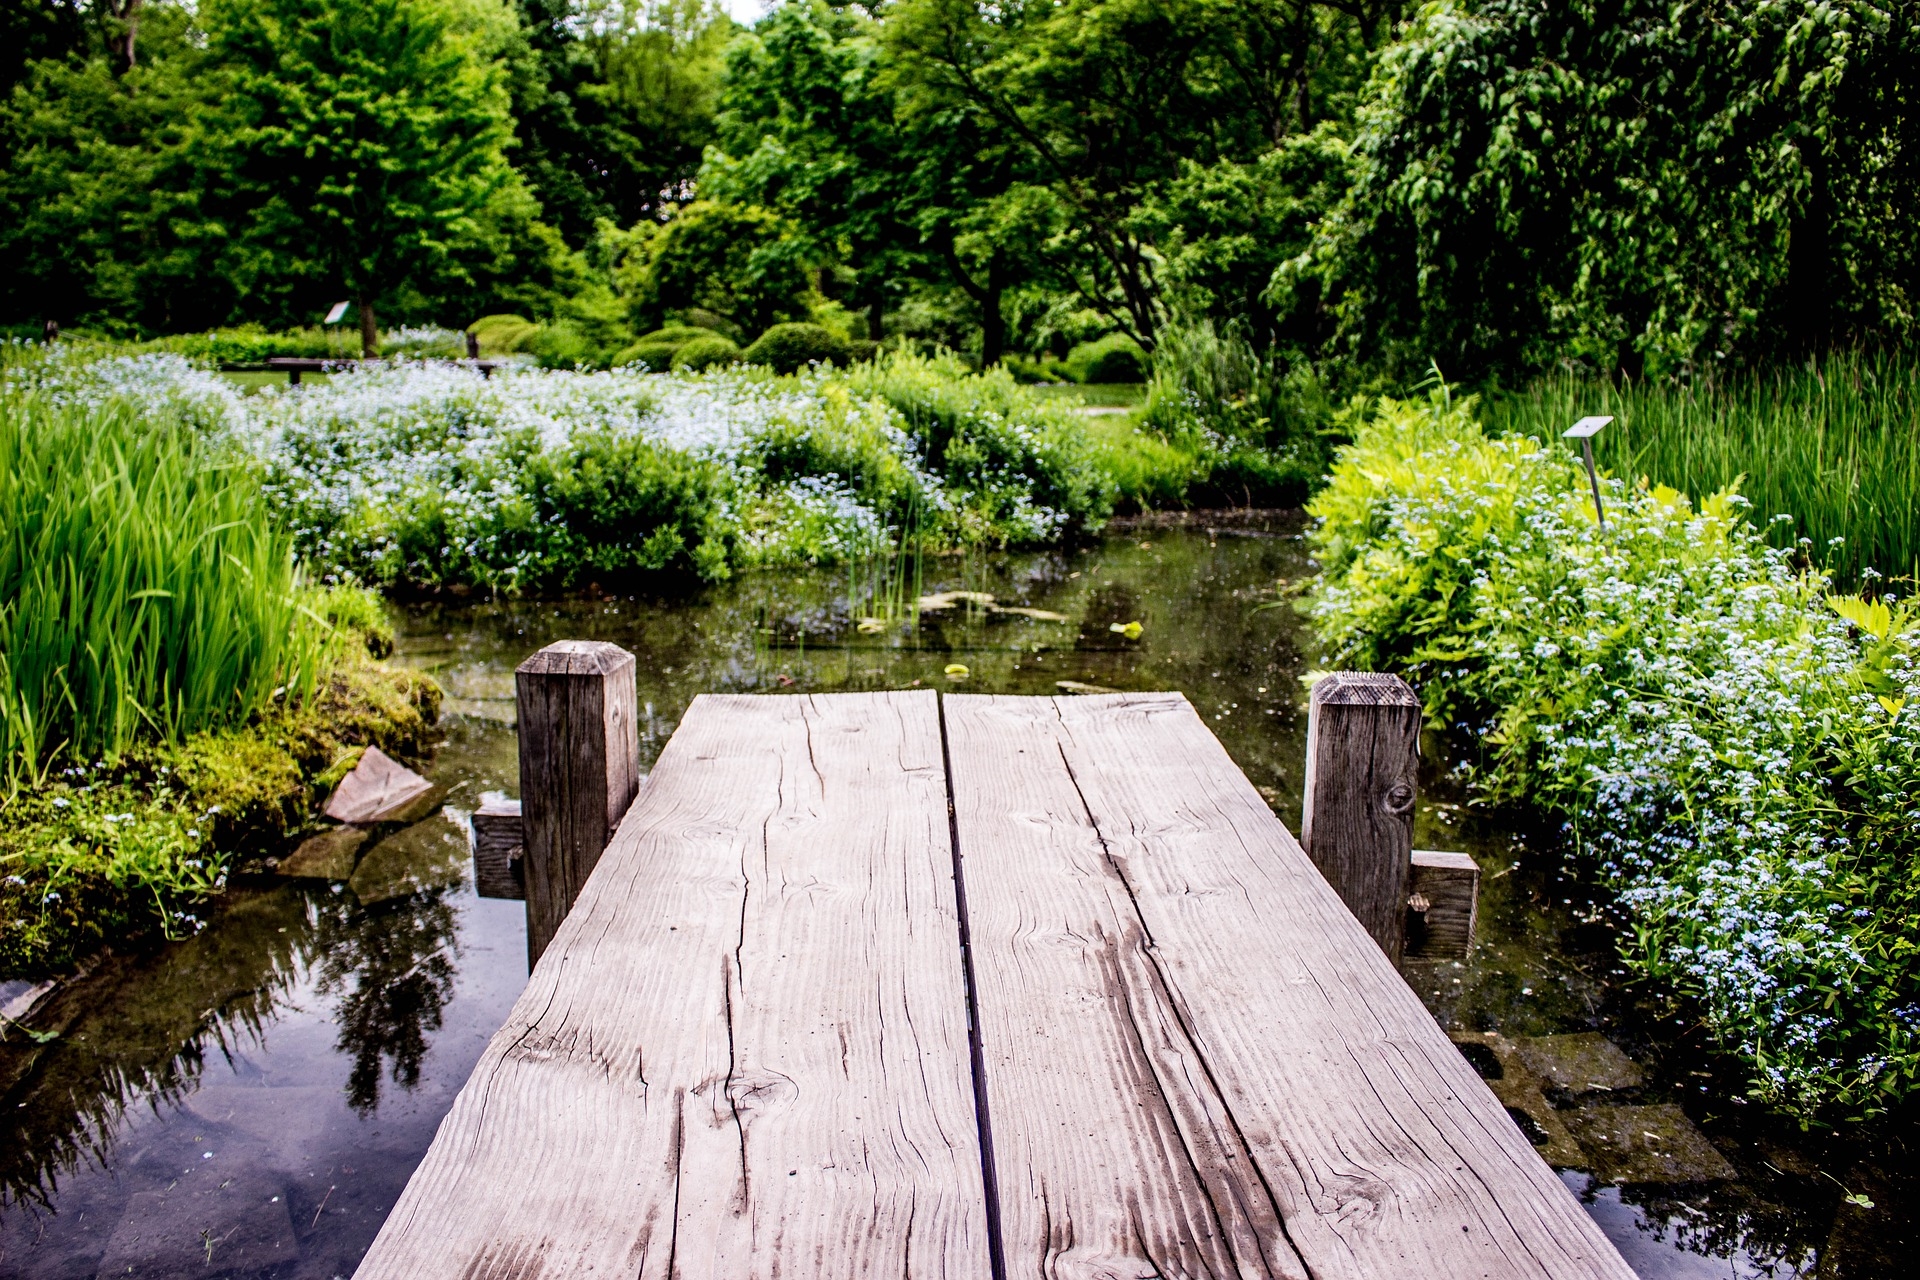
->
1486, 349, 1920, 582
0, 390, 333, 784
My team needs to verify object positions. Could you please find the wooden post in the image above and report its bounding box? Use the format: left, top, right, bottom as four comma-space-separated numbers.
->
516, 641, 640, 965
1406, 850, 1478, 959
470, 797, 525, 900
1301, 672, 1421, 964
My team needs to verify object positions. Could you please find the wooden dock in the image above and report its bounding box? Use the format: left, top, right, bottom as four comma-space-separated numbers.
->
357, 683, 1633, 1279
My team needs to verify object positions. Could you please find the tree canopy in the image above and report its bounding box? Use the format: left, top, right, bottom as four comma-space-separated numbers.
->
1, 0, 1911, 381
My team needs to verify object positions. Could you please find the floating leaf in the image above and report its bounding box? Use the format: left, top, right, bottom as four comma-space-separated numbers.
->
855, 618, 886, 634
943, 663, 970, 680
1109, 620, 1143, 639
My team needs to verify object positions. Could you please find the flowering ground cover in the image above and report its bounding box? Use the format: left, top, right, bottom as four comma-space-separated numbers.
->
1310, 393, 1920, 1119
6, 344, 1216, 593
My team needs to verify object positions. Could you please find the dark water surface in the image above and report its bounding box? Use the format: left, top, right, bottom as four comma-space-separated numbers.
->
2, 516, 1910, 1278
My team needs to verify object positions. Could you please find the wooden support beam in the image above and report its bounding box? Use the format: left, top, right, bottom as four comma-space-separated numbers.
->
1407, 849, 1479, 959
1302, 671, 1422, 964
515, 641, 639, 965
470, 797, 524, 900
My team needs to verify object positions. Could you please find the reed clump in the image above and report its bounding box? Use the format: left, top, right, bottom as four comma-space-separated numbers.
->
0, 389, 337, 784
1487, 350, 1920, 583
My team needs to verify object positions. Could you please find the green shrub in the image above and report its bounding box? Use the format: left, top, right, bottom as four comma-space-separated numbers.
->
671, 334, 742, 372
1067, 333, 1147, 384
1137, 322, 1333, 506
1309, 392, 1920, 1120
840, 349, 1117, 539
615, 325, 724, 371
469, 314, 540, 355
505, 430, 733, 584
0, 388, 339, 784
744, 323, 851, 373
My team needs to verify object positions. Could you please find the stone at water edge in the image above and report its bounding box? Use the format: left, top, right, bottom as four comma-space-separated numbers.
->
323, 745, 434, 825
278, 825, 371, 879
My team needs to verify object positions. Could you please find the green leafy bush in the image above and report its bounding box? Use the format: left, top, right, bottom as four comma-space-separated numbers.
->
616, 324, 723, 370
744, 322, 850, 373
1309, 393, 1920, 1119
671, 334, 742, 371
1137, 322, 1332, 506
470, 314, 541, 355
1066, 333, 1147, 384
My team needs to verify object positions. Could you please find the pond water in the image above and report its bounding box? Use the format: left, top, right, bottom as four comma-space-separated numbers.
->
1, 515, 1910, 1278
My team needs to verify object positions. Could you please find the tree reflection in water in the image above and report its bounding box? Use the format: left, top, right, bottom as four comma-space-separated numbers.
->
313, 888, 460, 1114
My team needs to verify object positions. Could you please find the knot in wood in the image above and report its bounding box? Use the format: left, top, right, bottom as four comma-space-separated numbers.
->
1382, 780, 1416, 815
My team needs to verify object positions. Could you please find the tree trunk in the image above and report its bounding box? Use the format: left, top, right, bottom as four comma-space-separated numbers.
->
359, 299, 380, 359
980, 254, 1009, 368
867, 290, 885, 342
1787, 147, 1830, 353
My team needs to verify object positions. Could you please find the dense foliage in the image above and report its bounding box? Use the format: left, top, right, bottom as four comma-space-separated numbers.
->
0, 378, 342, 783
7, 0, 1909, 388
11, 345, 1208, 593
1487, 350, 1920, 584
1310, 394, 1920, 1118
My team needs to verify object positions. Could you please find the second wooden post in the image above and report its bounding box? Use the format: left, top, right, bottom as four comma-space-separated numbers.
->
1301, 671, 1421, 964
516, 640, 641, 966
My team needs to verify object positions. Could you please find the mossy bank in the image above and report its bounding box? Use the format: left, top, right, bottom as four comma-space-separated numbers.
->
0, 642, 440, 980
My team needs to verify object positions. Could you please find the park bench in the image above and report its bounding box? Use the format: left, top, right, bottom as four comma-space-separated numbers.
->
218, 356, 502, 384
355, 641, 1634, 1280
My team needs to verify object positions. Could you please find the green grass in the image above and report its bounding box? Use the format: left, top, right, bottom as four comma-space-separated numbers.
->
1486, 349, 1920, 583
0, 388, 339, 785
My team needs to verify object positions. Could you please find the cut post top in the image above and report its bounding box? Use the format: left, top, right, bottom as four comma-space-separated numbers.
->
1309, 670, 1420, 708
516, 638, 636, 677
1564, 415, 1614, 439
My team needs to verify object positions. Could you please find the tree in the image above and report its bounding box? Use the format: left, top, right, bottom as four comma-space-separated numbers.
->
705, 0, 919, 341
194, 0, 525, 353
1299, 0, 1919, 382
884, 0, 1399, 349
617, 198, 814, 336
508, 0, 733, 244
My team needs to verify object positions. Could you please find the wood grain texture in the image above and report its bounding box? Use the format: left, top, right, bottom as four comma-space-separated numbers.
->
515, 640, 640, 965
945, 692, 1635, 1280
1301, 672, 1421, 962
1408, 850, 1479, 960
470, 798, 524, 900
357, 691, 988, 1280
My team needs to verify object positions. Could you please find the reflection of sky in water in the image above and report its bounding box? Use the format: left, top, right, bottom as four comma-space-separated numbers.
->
0, 523, 1887, 1278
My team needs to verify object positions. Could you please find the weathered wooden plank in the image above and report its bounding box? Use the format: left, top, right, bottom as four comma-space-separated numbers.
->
1301, 672, 1422, 963
516, 640, 641, 964
356, 692, 989, 1280
944, 692, 1633, 1280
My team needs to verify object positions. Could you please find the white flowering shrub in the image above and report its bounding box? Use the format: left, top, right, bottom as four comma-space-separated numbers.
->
1310, 393, 1920, 1119
3, 344, 1127, 591
246, 352, 1113, 590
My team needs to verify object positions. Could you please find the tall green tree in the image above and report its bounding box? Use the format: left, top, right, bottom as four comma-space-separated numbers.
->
196, 0, 527, 352
885, 0, 1397, 348
705, 1, 919, 341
